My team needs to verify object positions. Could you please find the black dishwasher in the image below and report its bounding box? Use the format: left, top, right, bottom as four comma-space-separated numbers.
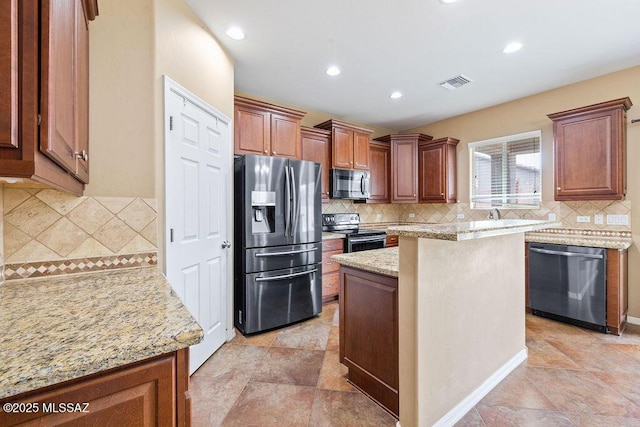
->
529, 243, 606, 331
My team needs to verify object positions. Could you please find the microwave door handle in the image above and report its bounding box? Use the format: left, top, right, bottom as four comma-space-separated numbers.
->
284, 166, 291, 237
360, 175, 364, 194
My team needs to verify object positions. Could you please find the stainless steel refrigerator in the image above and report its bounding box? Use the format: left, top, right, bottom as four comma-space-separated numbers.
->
234, 154, 322, 335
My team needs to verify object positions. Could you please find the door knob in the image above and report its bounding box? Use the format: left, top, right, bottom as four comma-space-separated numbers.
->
222, 241, 231, 249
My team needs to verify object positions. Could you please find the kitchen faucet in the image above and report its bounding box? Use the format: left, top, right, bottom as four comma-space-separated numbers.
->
488, 208, 501, 220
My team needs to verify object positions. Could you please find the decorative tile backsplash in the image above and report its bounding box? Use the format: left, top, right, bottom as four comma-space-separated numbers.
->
1, 188, 158, 280
322, 199, 632, 231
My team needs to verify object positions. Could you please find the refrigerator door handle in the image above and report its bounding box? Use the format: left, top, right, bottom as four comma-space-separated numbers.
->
255, 268, 318, 282
255, 248, 316, 257
284, 166, 291, 237
290, 166, 299, 236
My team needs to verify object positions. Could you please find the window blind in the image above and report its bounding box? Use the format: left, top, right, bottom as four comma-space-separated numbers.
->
469, 130, 541, 209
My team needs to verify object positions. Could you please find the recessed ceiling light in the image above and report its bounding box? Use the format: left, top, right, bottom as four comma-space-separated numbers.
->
440, 0, 458, 4
226, 27, 245, 41
503, 42, 523, 54
326, 66, 341, 76
390, 91, 403, 99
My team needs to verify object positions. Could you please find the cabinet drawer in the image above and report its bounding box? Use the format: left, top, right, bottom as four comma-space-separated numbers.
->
386, 235, 398, 247
322, 271, 340, 298
322, 249, 343, 274
322, 238, 344, 252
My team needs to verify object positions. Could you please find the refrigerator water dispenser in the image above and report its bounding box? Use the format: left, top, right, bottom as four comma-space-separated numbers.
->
251, 191, 276, 233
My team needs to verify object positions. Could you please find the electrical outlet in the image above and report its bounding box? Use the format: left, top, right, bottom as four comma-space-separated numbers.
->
548, 213, 557, 221
594, 214, 604, 225
376, 214, 382, 220
456, 213, 465, 219
408, 213, 416, 218
577, 216, 590, 223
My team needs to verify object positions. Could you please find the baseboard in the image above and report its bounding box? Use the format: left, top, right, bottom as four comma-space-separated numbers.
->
227, 328, 237, 342
627, 316, 640, 326
433, 348, 528, 427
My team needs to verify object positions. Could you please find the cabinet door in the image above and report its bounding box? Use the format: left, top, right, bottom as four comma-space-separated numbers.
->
418, 143, 445, 202
270, 113, 300, 159
332, 127, 353, 169
301, 130, 330, 200
234, 105, 270, 155
353, 131, 370, 170
0, 0, 18, 149
41, 0, 79, 175
391, 139, 417, 203
554, 109, 623, 200
0, 355, 177, 426
74, 0, 89, 183
368, 142, 390, 203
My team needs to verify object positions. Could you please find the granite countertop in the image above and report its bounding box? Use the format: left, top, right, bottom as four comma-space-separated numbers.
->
525, 228, 633, 250
331, 247, 398, 277
389, 219, 562, 241
322, 232, 345, 241
0, 267, 204, 399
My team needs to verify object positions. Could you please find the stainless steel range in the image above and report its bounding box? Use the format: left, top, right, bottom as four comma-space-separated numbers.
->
322, 213, 387, 252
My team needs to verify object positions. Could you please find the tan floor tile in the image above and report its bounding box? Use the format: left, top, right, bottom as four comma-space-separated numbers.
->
316, 351, 355, 392
476, 404, 574, 426
525, 339, 582, 369
591, 371, 640, 407
231, 329, 278, 347
221, 382, 316, 427
272, 321, 331, 350
309, 389, 396, 427
565, 412, 640, 426
480, 365, 557, 410
526, 314, 598, 343
547, 339, 640, 373
454, 408, 486, 427
251, 347, 324, 387
326, 326, 340, 352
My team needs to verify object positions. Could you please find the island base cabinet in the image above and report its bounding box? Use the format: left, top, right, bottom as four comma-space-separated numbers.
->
0, 348, 191, 426
339, 266, 398, 418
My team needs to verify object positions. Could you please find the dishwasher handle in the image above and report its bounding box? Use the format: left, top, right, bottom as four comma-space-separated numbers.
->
530, 247, 604, 259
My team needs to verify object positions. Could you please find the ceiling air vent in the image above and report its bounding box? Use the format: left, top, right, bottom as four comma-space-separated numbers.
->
439, 74, 472, 90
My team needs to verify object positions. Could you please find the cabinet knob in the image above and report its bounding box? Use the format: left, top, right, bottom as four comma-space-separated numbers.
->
74, 150, 89, 162
413, 194, 416, 197
273, 151, 277, 155
557, 187, 561, 190
264, 150, 268, 154
441, 193, 444, 196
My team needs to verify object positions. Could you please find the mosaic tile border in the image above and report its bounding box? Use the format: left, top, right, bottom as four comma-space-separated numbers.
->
3, 252, 158, 281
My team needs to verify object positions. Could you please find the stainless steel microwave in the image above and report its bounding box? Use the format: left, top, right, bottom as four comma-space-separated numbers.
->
330, 168, 370, 200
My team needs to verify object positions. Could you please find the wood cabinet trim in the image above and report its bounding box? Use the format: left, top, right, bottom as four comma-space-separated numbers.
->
0, 0, 19, 149
374, 133, 433, 144
82, 0, 99, 21
547, 97, 632, 120
314, 119, 373, 135
234, 95, 306, 120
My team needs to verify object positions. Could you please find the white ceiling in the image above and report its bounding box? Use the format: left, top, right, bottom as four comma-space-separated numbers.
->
186, 0, 640, 131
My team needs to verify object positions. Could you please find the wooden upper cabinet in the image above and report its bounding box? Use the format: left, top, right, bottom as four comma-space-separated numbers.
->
375, 134, 432, 204
418, 137, 459, 203
301, 126, 331, 200
314, 119, 372, 170
234, 96, 305, 159
0, 0, 97, 195
548, 97, 632, 201
367, 140, 390, 203
0, 0, 18, 149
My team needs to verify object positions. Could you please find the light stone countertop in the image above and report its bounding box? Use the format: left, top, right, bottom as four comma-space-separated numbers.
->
322, 232, 346, 241
525, 229, 633, 250
331, 247, 398, 277
389, 219, 562, 241
0, 267, 204, 399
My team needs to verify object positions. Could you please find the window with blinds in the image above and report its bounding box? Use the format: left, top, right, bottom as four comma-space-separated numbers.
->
469, 130, 541, 209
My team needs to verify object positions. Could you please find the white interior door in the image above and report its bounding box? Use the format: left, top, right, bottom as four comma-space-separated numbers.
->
164, 77, 231, 374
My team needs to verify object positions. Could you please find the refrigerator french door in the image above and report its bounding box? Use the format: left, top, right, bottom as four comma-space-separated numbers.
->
234, 155, 322, 334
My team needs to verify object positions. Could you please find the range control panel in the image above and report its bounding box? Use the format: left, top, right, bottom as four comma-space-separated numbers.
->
322, 213, 360, 227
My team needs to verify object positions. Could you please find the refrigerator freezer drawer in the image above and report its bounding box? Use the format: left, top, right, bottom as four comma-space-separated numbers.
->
244, 242, 322, 274
236, 264, 322, 334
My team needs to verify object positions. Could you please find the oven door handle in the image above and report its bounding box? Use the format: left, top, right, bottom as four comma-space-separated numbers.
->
348, 234, 387, 244
255, 248, 316, 257
255, 268, 318, 282
530, 247, 603, 259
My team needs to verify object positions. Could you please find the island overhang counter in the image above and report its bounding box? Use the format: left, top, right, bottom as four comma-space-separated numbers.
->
333, 219, 559, 427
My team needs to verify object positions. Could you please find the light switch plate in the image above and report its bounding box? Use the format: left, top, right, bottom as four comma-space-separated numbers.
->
408, 213, 416, 218
456, 213, 464, 219
577, 216, 590, 223
594, 214, 604, 225
607, 214, 629, 225
548, 213, 557, 221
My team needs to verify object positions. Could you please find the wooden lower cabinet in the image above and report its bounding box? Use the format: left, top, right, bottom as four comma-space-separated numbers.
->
0, 348, 191, 426
322, 238, 344, 302
525, 243, 628, 335
339, 266, 398, 417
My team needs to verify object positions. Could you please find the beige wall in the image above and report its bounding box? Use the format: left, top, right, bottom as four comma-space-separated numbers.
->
87, 0, 156, 198
406, 65, 640, 318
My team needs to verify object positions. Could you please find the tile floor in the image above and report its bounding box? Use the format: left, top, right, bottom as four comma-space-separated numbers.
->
191, 303, 640, 426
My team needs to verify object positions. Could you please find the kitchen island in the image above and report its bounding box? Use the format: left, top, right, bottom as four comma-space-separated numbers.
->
333, 219, 559, 426
0, 267, 203, 426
